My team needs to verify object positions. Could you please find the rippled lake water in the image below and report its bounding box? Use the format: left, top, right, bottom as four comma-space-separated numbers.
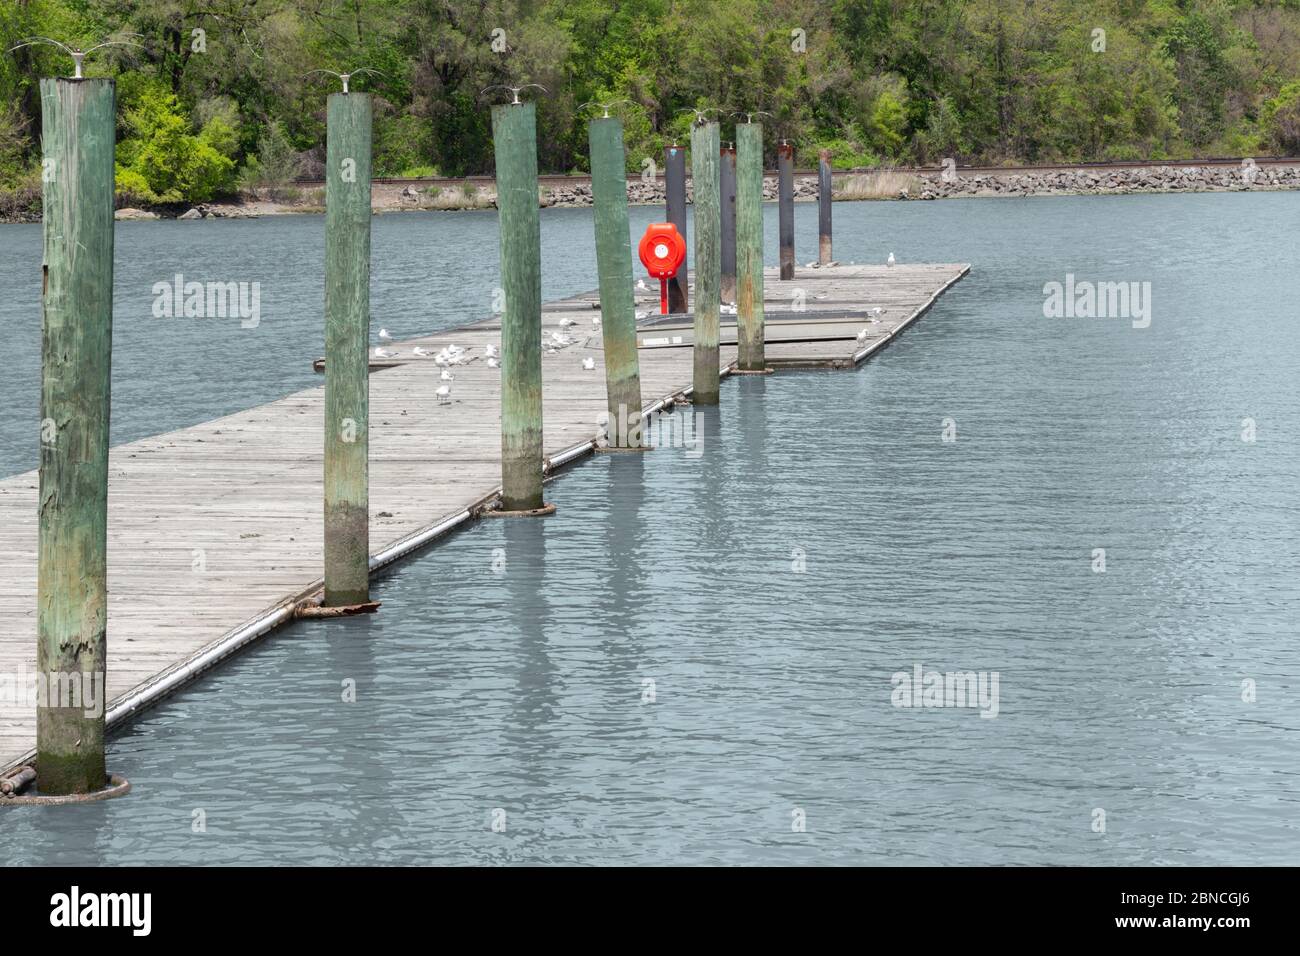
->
1, 193, 1297, 864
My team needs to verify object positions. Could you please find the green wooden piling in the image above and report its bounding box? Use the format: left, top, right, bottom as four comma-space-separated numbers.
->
736, 122, 766, 371
323, 92, 373, 607
36, 78, 115, 795
690, 121, 721, 404
588, 117, 645, 449
493, 102, 545, 509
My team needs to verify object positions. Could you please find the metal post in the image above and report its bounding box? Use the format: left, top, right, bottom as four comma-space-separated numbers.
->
736, 122, 766, 372
818, 148, 833, 265
720, 142, 737, 302
36, 77, 115, 795
664, 144, 688, 314
323, 92, 373, 608
493, 102, 547, 511
778, 140, 795, 280
690, 121, 721, 404
588, 116, 645, 450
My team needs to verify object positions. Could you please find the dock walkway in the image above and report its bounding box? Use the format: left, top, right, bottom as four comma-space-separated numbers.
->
0, 263, 968, 773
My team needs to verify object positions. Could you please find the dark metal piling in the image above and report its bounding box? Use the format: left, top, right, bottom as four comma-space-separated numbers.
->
778, 140, 795, 279
664, 144, 688, 314
720, 142, 737, 302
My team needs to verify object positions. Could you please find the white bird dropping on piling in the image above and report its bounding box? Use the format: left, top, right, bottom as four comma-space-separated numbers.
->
582, 357, 596, 370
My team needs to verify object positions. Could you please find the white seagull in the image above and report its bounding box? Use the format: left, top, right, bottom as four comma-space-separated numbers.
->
374, 347, 393, 358
559, 317, 576, 328
592, 316, 601, 325
582, 357, 596, 370
485, 344, 498, 358
886, 252, 896, 266
487, 357, 499, 369
857, 329, 869, 342
440, 368, 454, 381
413, 346, 431, 357
436, 384, 451, 403
635, 278, 649, 292
378, 328, 393, 343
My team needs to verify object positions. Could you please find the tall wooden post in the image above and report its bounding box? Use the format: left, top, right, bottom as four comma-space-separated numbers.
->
36, 78, 115, 795
719, 142, 737, 302
778, 140, 795, 280
588, 117, 645, 449
323, 92, 373, 608
493, 102, 546, 510
664, 143, 688, 314
690, 121, 721, 405
818, 148, 833, 265
736, 122, 766, 372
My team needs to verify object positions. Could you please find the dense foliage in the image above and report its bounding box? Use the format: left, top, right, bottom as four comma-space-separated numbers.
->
4, 0, 1300, 205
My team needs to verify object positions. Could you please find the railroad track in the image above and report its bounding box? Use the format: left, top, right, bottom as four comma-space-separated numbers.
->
293, 155, 1300, 189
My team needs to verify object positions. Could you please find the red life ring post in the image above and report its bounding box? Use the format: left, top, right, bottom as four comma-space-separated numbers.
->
637, 223, 687, 315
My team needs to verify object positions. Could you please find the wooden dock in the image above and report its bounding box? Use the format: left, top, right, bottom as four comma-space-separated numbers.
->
0, 262, 968, 773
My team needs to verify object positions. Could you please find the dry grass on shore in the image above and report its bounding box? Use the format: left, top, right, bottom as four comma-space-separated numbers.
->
835, 170, 926, 200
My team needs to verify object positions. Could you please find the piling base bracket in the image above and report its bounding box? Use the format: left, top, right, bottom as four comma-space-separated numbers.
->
0, 771, 130, 806
594, 443, 654, 453
295, 598, 381, 619
481, 502, 557, 518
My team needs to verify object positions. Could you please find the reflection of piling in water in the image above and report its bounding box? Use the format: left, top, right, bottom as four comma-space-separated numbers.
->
36, 77, 115, 796
323, 91, 374, 608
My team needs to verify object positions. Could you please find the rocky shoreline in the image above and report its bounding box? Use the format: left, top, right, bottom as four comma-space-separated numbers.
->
7, 162, 1299, 224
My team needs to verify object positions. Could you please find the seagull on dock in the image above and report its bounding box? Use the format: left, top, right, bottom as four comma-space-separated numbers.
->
379, 328, 393, 343
636, 278, 649, 292
871, 306, 884, 315
436, 384, 451, 403
559, 317, 577, 328
635, 310, 648, 320
440, 368, 454, 381
857, 329, 869, 342
485, 343, 498, 358
592, 316, 601, 325
487, 357, 499, 369
582, 357, 596, 370
374, 346, 394, 358
887, 252, 896, 267
413, 346, 432, 357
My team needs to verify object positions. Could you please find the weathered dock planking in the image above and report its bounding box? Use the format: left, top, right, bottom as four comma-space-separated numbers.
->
0, 262, 968, 773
